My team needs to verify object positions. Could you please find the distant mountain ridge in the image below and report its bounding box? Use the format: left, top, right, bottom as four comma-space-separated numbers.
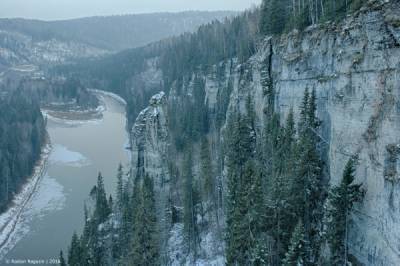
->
0, 11, 236, 51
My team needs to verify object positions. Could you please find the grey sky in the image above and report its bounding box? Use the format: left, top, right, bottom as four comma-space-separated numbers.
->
0, 0, 261, 21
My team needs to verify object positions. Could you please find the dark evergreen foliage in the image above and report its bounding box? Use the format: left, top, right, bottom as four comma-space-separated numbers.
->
260, 0, 369, 36
61, 1, 372, 264
59, 250, 67, 266
0, 90, 45, 212
326, 158, 364, 265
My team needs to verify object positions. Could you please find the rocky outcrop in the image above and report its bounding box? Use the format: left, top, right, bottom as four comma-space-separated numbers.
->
130, 1, 400, 265
130, 92, 171, 263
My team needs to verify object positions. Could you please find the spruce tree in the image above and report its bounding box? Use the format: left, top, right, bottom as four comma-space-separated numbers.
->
225, 109, 255, 265
116, 163, 124, 213
59, 250, 66, 266
295, 88, 324, 264
120, 183, 132, 257
131, 174, 159, 266
68, 232, 82, 266
326, 158, 364, 265
95, 172, 111, 224
282, 220, 307, 266
183, 149, 199, 255
279, 109, 300, 253
200, 138, 215, 209
131, 183, 145, 266
142, 174, 159, 265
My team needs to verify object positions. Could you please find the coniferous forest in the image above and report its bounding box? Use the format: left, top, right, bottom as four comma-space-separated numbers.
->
0, 91, 46, 212
62, 0, 373, 265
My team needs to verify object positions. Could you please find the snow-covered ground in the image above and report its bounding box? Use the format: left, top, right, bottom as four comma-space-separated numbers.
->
88, 89, 127, 106
167, 223, 224, 266
0, 88, 128, 261
41, 104, 105, 126
0, 144, 65, 259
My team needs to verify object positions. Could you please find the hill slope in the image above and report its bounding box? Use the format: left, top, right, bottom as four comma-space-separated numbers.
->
0, 11, 236, 51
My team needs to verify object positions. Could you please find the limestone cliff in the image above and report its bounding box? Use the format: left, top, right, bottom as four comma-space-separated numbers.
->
130, 1, 400, 264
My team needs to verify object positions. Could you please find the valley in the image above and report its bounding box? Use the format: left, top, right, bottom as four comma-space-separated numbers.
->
0, 0, 399, 265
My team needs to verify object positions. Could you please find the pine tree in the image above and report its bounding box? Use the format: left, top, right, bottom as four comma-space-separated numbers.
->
326, 158, 364, 265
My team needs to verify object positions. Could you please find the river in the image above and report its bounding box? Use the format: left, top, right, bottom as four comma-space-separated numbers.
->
1, 93, 130, 265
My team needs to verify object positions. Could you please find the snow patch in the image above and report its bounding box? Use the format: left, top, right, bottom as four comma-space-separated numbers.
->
88, 89, 127, 106
50, 144, 90, 167
0, 143, 65, 259
0, 175, 66, 259
41, 109, 104, 126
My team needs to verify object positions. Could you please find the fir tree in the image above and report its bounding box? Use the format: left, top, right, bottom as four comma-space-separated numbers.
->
326, 158, 364, 265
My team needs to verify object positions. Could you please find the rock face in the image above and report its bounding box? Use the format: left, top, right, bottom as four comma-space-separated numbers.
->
270, 2, 400, 265
130, 92, 171, 263
130, 1, 400, 265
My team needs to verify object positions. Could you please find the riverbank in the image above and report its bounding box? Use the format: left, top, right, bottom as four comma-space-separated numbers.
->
40, 89, 125, 125
0, 89, 130, 262
88, 89, 127, 106
41, 104, 105, 124
0, 140, 52, 258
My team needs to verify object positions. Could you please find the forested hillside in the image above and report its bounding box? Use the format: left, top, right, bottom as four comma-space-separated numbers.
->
56, 9, 260, 127
62, 0, 400, 265
0, 91, 46, 212
0, 11, 235, 52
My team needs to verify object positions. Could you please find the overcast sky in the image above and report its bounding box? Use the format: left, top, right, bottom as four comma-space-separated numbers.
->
0, 0, 261, 21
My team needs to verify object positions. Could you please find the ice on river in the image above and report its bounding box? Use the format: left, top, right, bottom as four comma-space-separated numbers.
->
50, 144, 90, 167
0, 175, 65, 259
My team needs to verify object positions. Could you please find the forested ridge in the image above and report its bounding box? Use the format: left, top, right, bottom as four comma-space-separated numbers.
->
64, 0, 373, 265
0, 91, 46, 212
0, 11, 235, 51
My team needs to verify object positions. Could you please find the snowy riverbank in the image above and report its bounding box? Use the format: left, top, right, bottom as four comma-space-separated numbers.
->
0, 142, 52, 259
88, 89, 127, 106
